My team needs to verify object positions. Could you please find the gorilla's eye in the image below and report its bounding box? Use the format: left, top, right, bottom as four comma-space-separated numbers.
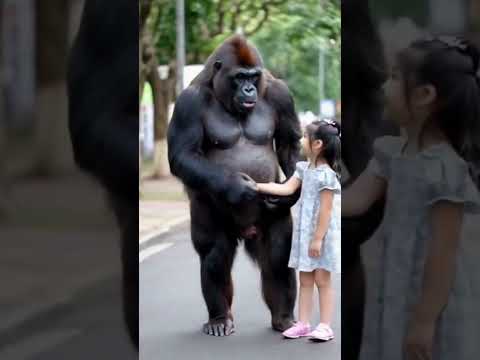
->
214, 61, 222, 70
235, 73, 247, 80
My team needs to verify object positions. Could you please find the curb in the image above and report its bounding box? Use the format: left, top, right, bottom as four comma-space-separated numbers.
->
139, 215, 190, 252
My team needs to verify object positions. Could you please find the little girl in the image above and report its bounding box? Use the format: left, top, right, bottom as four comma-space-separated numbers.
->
255, 119, 341, 342
343, 37, 480, 360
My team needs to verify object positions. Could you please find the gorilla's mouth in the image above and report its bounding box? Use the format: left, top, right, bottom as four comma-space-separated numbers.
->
242, 101, 256, 109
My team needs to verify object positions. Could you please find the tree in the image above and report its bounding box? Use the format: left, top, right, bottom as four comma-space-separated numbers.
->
142, 0, 340, 177
150, 0, 340, 110
140, 0, 174, 179
252, 0, 340, 111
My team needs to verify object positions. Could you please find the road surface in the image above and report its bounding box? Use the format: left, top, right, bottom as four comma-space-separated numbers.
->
140, 222, 341, 360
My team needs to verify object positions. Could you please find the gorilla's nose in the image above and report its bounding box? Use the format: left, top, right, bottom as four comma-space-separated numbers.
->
243, 85, 255, 95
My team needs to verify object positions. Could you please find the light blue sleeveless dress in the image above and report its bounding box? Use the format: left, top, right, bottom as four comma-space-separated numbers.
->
288, 161, 341, 273
360, 136, 480, 360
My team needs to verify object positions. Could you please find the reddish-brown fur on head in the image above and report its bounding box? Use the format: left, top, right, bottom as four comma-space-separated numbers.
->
230, 35, 259, 67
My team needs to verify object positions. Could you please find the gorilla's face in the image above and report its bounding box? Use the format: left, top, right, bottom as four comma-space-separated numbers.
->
212, 60, 262, 115
230, 68, 261, 114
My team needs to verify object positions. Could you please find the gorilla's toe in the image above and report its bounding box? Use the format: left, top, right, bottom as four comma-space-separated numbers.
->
272, 316, 295, 332
203, 318, 235, 336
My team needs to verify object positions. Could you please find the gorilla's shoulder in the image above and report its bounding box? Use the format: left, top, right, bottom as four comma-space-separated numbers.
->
176, 85, 213, 105
264, 76, 293, 106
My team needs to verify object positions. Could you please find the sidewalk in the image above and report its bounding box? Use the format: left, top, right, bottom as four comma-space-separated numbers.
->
139, 176, 190, 244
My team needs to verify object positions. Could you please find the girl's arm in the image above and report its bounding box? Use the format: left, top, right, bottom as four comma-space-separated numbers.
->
413, 201, 464, 322
257, 176, 301, 196
309, 189, 334, 257
342, 169, 387, 217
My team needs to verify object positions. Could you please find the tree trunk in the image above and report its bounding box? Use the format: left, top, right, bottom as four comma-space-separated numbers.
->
150, 65, 169, 178
141, 19, 174, 178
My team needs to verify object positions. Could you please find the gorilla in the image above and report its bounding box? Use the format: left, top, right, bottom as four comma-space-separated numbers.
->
168, 35, 302, 336
67, 0, 138, 349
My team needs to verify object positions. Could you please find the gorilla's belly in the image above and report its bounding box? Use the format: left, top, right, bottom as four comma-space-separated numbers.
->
206, 142, 279, 230
206, 141, 279, 183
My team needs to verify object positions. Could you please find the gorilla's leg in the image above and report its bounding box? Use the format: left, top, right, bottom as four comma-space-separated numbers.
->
199, 244, 236, 336
246, 215, 296, 331
190, 199, 237, 336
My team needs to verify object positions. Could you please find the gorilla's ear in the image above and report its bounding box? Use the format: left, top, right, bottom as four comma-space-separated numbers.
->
214, 60, 222, 70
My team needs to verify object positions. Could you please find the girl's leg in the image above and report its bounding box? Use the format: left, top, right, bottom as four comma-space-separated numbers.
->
315, 269, 333, 325
298, 271, 315, 324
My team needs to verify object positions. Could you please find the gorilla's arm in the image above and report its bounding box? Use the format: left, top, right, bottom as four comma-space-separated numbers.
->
267, 79, 302, 177
67, 0, 137, 202
263, 79, 302, 210
168, 88, 254, 203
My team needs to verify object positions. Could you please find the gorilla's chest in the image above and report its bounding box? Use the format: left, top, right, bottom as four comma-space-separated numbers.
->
203, 101, 276, 149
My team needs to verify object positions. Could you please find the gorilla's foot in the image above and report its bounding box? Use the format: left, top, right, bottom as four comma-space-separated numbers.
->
271, 315, 295, 332
203, 317, 235, 337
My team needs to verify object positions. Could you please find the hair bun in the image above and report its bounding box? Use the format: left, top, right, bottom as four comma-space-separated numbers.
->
321, 118, 341, 137
426, 36, 480, 73
331, 121, 341, 137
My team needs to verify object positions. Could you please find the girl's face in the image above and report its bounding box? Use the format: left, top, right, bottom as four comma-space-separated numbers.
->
301, 131, 322, 159
383, 63, 411, 127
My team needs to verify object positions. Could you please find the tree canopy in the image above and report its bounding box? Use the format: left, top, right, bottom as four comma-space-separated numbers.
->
147, 0, 340, 112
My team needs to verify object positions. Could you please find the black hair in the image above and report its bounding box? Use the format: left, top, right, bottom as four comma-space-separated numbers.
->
305, 119, 341, 177
396, 36, 480, 185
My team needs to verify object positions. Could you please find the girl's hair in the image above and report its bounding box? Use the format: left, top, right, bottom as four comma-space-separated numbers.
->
306, 119, 341, 177
396, 36, 480, 185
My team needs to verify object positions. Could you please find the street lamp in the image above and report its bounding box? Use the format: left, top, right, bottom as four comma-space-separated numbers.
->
176, 0, 185, 96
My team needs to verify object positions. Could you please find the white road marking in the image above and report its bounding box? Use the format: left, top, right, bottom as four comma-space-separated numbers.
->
139, 243, 174, 263
139, 226, 170, 245
139, 215, 190, 245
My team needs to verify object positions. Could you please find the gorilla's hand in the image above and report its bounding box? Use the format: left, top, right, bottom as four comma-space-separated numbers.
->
238, 173, 257, 190
224, 172, 258, 205
263, 187, 301, 212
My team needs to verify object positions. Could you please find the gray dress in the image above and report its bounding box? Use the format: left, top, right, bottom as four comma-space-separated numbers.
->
360, 136, 480, 360
288, 161, 341, 273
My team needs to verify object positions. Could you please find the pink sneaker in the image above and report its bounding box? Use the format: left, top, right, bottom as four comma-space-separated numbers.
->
282, 322, 311, 339
309, 323, 334, 342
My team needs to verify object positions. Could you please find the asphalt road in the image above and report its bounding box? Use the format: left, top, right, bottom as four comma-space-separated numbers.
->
140, 223, 341, 360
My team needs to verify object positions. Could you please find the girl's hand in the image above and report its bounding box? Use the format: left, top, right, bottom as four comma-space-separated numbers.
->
404, 315, 435, 360
256, 176, 301, 196
308, 239, 323, 258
